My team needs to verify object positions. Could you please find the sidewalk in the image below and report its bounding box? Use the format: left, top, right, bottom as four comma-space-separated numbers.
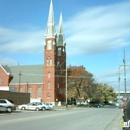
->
105, 109, 123, 130
54, 105, 78, 110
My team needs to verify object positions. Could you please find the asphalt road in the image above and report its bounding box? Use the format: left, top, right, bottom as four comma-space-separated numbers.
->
0, 107, 120, 130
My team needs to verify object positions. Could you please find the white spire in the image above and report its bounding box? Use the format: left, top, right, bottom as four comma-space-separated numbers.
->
57, 12, 65, 46
45, 0, 56, 37
59, 12, 64, 34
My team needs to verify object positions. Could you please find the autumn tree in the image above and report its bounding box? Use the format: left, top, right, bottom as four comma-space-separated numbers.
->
67, 65, 95, 101
92, 83, 117, 103
67, 66, 117, 104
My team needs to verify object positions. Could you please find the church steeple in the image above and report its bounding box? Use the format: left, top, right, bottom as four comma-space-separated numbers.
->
57, 12, 65, 47
59, 12, 64, 34
45, 0, 56, 37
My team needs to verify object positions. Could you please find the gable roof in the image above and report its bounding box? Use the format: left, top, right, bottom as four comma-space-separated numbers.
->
9, 65, 44, 84
1, 65, 13, 77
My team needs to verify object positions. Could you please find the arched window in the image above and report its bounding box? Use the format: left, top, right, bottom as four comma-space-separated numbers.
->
47, 43, 52, 50
47, 58, 52, 65
57, 61, 60, 66
48, 72, 50, 78
20, 88, 23, 92
58, 48, 62, 56
28, 88, 33, 98
38, 88, 42, 98
50, 59, 52, 65
47, 93, 51, 99
47, 58, 49, 65
48, 81, 51, 88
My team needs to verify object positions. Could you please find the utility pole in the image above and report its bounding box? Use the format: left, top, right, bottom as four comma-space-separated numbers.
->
118, 67, 121, 104
18, 71, 22, 92
123, 48, 126, 98
66, 60, 68, 108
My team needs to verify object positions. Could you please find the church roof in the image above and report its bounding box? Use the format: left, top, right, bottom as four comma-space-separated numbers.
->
9, 65, 44, 84
1, 65, 13, 77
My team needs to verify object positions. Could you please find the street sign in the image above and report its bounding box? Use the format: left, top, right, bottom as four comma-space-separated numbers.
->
123, 97, 127, 101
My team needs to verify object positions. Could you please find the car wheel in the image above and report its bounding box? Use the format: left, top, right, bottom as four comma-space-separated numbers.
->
7, 107, 12, 113
21, 107, 26, 110
35, 108, 39, 111
42, 107, 45, 111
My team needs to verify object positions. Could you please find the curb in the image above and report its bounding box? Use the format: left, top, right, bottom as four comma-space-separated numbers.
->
105, 109, 123, 130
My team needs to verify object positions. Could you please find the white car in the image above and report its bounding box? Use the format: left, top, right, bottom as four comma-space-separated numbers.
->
45, 103, 54, 109
18, 102, 46, 111
34, 102, 50, 110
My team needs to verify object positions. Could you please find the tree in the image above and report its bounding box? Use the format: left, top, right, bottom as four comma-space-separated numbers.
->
67, 65, 117, 104
67, 66, 95, 101
92, 83, 117, 103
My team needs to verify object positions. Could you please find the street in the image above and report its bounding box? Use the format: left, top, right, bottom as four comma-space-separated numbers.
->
0, 107, 120, 130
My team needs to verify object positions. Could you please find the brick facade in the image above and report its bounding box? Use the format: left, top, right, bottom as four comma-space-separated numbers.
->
0, 1, 66, 105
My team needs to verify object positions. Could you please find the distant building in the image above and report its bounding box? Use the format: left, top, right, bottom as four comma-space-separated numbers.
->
116, 91, 130, 99
0, 0, 66, 105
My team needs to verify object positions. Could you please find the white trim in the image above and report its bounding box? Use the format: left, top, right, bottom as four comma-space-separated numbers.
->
9, 83, 44, 85
45, 36, 55, 38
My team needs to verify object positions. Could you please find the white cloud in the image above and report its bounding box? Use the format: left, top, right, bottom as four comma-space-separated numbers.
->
0, 27, 45, 53
93, 66, 130, 91
0, 56, 18, 66
65, 1, 130, 56
0, 1, 130, 56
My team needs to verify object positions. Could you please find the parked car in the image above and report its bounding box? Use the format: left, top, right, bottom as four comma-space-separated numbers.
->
90, 103, 103, 108
44, 102, 54, 109
18, 102, 49, 111
100, 103, 105, 106
35, 102, 51, 110
18, 102, 45, 111
0, 99, 16, 113
18, 103, 31, 110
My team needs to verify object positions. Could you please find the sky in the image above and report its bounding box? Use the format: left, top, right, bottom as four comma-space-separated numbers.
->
0, 0, 130, 92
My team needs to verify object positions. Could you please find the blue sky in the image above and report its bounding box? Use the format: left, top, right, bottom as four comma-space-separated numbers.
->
0, 0, 130, 92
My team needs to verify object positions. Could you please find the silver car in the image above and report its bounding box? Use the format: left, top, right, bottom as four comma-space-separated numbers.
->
0, 99, 16, 113
34, 102, 50, 110
18, 102, 48, 111
45, 103, 54, 109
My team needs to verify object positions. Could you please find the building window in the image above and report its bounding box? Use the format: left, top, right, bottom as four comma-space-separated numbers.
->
47, 43, 52, 50
20, 88, 23, 92
47, 58, 49, 65
47, 93, 51, 99
50, 59, 52, 65
38, 88, 42, 98
58, 48, 62, 56
0, 78, 2, 84
48, 72, 50, 78
57, 61, 60, 66
47, 58, 52, 65
28, 88, 32, 98
57, 83, 59, 88
48, 81, 50, 88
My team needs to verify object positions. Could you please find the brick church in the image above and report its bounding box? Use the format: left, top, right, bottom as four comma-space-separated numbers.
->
0, 0, 66, 105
